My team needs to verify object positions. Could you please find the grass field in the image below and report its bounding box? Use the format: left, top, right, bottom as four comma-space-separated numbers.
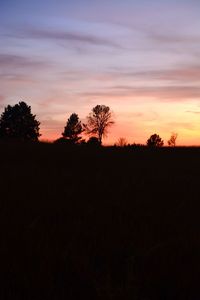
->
0, 141, 200, 299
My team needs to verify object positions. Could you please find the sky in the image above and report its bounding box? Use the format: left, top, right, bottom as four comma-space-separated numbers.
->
1, 0, 200, 145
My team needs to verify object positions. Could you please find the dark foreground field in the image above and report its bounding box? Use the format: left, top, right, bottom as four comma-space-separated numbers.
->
0, 142, 200, 299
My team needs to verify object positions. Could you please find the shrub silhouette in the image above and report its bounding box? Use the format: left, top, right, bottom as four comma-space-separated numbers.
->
84, 105, 114, 145
168, 132, 178, 147
62, 113, 83, 143
87, 136, 100, 146
0, 101, 40, 141
54, 137, 72, 144
147, 134, 164, 147
116, 137, 128, 147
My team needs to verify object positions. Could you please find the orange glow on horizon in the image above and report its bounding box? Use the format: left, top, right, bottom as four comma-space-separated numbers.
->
36, 95, 200, 146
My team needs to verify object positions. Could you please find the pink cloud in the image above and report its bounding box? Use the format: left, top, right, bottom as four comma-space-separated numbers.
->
81, 86, 200, 101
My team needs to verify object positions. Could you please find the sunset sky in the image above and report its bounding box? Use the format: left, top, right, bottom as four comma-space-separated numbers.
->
1, 0, 200, 145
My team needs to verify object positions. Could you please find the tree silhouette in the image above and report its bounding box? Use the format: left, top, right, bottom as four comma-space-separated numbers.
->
0, 101, 40, 141
147, 134, 164, 147
117, 137, 128, 147
168, 133, 178, 147
84, 105, 114, 145
62, 113, 83, 143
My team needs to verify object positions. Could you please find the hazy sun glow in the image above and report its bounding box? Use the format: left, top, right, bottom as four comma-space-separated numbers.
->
1, 0, 200, 145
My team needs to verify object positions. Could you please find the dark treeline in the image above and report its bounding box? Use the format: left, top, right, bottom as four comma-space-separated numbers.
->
0, 141, 200, 299
0, 101, 114, 146
0, 101, 178, 146
0, 101, 199, 300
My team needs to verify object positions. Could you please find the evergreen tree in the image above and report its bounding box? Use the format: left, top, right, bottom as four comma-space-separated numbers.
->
62, 113, 83, 143
0, 101, 40, 141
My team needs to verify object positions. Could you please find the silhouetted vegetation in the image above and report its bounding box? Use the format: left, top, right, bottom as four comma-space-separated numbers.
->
62, 113, 83, 143
87, 136, 101, 146
0, 142, 200, 300
116, 137, 128, 147
168, 132, 178, 147
84, 104, 114, 145
147, 133, 164, 147
0, 101, 40, 141
1, 100, 200, 299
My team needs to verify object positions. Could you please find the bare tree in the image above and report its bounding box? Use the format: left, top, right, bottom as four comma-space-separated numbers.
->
117, 137, 128, 147
168, 132, 178, 147
84, 105, 114, 145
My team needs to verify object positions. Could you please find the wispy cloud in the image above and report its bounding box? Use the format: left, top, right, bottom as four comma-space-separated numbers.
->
81, 85, 200, 101
167, 121, 195, 131
144, 28, 200, 46
186, 110, 200, 114
6, 26, 119, 49
39, 117, 64, 130
151, 66, 200, 82
112, 65, 200, 83
0, 54, 50, 69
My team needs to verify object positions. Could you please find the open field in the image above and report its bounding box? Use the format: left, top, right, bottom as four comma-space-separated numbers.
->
0, 142, 200, 299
